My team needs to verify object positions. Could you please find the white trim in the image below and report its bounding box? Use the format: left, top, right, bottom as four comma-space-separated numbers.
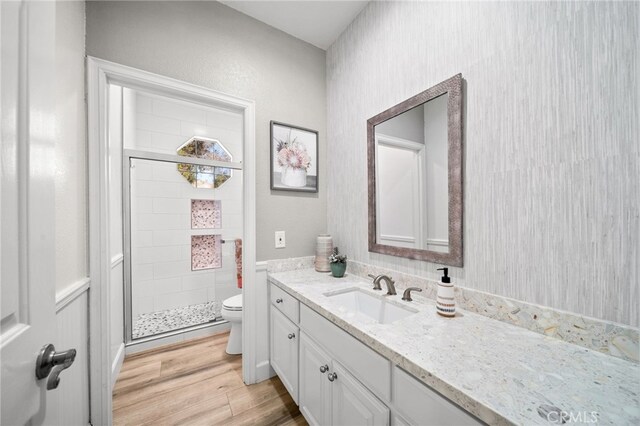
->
110, 253, 124, 268
426, 238, 449, 247
55, 278, 91, 313
376, 133, 425, 151
256, 360, 276, 383
87, 56, 113, 426
255, 260, 274, 383
380, 234, 417, 244
110, 343, 125, 388
87, 56, 258, 424
241, 86, 257, 385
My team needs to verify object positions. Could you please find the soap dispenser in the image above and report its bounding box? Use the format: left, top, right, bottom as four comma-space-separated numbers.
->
436, 268, 455, 317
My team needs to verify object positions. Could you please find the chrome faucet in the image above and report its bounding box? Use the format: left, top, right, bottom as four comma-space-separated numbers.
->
368, 274, 397, 295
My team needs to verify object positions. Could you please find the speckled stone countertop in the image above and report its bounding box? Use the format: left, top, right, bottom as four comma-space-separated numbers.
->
268, 269, 640, 426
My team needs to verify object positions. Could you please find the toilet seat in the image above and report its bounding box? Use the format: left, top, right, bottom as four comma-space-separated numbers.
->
223, 294, 243, 311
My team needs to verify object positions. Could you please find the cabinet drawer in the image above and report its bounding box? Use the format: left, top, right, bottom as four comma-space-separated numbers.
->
300, 304, 391, 402
392, 366, 482, 425
271, 283, 300, 324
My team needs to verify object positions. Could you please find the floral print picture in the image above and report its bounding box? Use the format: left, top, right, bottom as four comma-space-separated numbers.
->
270, 121, 318, 192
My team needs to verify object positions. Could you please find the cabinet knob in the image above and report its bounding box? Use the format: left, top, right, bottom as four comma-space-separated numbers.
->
276, 298, 283, 303
327, 372, 337, 382
319, 365, 329, 373
288, 333, 295, 340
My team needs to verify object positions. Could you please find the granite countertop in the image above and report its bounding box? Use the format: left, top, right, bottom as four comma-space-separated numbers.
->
268, 269, 640, 426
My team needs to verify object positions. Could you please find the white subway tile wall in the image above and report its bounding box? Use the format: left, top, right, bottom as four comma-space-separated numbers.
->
127, 91, 243, 333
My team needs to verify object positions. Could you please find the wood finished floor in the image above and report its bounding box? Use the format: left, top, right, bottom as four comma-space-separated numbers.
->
113, 332, 308, 426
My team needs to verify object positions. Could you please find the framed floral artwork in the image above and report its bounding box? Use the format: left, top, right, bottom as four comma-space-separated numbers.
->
270, 121, 318, 192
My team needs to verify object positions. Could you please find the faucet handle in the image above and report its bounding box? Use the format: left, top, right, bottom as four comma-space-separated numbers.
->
402, 287, 422, 302
368, 274, 382, 290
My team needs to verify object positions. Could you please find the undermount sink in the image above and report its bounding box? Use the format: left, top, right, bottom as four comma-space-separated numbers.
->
324, 288, 417, 324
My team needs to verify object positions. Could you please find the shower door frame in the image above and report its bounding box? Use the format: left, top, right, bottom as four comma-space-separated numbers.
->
123, 150, 244, 344
87, 57, 256, 425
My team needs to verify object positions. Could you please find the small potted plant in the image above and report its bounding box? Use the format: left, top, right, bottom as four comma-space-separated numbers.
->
329, 247, 347, 278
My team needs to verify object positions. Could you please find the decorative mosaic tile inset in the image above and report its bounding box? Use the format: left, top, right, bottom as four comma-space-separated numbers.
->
131, 300, 222, 339
191, 235, 222, 270
191, 199, 221, 229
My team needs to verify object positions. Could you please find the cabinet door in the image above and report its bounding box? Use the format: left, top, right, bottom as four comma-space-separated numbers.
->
331, 362, 389, 426
270, 306, 299, 403
391, 413, 411, 426
299, 333, 332, 426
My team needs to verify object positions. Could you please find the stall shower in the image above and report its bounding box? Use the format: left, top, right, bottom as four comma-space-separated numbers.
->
111, 85, 244, 343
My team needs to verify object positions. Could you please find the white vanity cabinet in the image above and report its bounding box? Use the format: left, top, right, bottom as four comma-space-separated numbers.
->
270, 295, 300, 404
269, 282, 483, 426
299, 332, 389, 426
331, 361, 390, 426
392, 366, 480, 426
299, 332, 332, 425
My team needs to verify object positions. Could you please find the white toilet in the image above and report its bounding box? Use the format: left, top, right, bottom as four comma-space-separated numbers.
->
221, 294, 243, 355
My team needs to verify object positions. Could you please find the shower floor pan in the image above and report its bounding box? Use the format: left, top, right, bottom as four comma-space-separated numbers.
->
132, 300, 222, 340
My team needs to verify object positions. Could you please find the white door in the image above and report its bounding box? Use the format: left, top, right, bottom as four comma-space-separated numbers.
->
375, 134, 425, 249
1, 0, 59, 424
270, 307, 299, 403
299, 332, 332, 426
331, 362, 389, 426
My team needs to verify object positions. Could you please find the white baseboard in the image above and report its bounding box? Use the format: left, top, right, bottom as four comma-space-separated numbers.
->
256, 360, 276, 383
111, 343, 125, 388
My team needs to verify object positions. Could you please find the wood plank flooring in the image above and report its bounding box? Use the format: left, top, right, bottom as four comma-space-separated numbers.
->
113, 332, 307, 426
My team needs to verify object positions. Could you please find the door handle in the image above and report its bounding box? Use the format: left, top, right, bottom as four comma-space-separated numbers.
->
35, 344, 77, 390
327, 372, 337, 382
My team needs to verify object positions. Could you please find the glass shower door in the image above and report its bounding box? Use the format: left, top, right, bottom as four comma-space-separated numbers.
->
127, 156, 243, 340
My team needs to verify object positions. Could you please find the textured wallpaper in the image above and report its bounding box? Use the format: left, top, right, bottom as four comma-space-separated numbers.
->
326, 1, 639, 326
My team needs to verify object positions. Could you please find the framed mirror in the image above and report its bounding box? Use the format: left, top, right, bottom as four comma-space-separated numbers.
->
367, 74, 463, 266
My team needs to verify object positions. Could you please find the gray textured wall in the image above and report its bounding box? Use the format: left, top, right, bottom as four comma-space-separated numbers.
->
327, 1, 639, 326
86, 1, 327, 261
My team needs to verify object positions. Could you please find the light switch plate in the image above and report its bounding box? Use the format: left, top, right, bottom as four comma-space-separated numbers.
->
275, 231, 286, 248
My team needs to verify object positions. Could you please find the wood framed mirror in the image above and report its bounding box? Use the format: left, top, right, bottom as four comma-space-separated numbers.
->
367, 74, 463, 266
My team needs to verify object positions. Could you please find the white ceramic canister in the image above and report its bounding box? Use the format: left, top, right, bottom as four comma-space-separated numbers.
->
315, 234, 333, 272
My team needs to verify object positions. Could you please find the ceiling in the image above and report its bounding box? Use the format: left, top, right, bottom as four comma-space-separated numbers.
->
220, 1, 369, 50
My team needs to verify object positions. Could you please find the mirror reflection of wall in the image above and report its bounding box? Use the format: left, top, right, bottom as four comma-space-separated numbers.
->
374, 93, 449, 253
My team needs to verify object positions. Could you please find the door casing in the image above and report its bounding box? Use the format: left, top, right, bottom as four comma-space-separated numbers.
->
86, 57, 257, 424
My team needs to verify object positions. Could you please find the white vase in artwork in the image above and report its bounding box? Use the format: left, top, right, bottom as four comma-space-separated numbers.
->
281, 167, 307, 187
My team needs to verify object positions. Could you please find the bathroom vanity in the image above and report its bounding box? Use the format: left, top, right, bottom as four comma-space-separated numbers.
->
268, 268, 640, 426
270, 280, 479, 426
